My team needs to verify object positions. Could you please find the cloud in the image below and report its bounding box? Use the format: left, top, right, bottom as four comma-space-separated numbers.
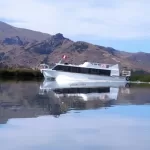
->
0, 0, 150, 40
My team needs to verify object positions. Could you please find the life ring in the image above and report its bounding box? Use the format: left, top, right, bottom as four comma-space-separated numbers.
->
126, 76, 130, 81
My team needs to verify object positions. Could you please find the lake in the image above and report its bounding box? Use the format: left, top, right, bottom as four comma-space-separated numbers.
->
0, 80, 150, 150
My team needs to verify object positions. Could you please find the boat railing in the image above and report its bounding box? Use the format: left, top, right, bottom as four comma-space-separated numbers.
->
90, 62, 117, 67
121, 70, 131, 76
39, 64, 50, 69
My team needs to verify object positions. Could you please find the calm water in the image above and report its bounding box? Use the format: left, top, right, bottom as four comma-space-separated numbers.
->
0, 80, 150, 150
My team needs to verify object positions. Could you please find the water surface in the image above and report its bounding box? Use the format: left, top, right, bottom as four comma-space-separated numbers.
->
0, 81, 150, 150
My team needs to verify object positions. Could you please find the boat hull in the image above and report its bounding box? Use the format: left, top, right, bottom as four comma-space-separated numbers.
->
41, 69, 128, 82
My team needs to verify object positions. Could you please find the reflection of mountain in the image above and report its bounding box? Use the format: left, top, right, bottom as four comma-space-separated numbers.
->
117, 87, 150, 105
0, 81, 150, 124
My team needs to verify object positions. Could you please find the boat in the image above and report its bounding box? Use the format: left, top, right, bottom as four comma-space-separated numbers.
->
39, 55, 131, 82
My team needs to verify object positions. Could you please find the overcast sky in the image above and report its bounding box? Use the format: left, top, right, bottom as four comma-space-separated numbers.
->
0, 0, 150, 53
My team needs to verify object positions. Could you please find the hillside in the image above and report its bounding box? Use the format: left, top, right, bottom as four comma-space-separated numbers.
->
0, 21, 150, 72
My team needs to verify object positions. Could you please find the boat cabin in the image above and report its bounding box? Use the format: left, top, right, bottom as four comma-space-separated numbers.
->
52, 62, 120, 76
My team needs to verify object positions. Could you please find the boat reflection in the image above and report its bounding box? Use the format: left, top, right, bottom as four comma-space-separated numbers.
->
0, 81, 131, 123
39, 80, 130, 117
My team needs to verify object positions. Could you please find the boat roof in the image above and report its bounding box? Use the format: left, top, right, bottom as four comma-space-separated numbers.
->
55, 62, 119, 70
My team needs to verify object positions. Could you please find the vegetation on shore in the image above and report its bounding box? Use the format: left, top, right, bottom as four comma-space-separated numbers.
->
130, 75, 150, 82
130, 70, 150, 82
0, 68, 150, 82
0, 68, 43, 81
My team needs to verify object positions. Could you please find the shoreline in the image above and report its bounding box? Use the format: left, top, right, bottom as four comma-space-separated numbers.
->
0, 69, 43, 81
0, 69, 150, 82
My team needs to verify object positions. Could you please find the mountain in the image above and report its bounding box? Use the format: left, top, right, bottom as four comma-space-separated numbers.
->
0, 21, 150, 72
0, 21, 51, 41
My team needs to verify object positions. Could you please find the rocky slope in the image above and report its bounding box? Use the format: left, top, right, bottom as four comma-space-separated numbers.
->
0, 21, 150, 72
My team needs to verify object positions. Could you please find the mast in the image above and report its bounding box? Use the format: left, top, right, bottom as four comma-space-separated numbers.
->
58, 55, 67, 64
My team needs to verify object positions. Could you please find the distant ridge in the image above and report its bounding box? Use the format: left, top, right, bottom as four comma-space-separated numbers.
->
0, 21, 150, 72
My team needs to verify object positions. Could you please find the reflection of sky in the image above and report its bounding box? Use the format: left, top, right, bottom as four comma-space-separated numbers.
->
75, 105, 150, 118
0, 105, 150, 150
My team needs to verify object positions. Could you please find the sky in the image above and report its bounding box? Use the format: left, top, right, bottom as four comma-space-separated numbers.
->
0, 0, 150, 53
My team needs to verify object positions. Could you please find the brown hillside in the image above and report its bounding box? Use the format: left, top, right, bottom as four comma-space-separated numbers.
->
0, 21, 150, 72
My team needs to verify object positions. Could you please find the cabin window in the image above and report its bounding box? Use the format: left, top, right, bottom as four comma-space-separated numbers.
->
68, 66, 71, 72
98, 69, 110, 76
91, 68, 99, 75
78, 67, 81, 73
63, 66, 70, 72
88, 68, 91, 74
53, 65, 111, 76
81, 68, 88, 74
61, 66, 65, 71
71, 66, 78, 73
52, 65, 62, 70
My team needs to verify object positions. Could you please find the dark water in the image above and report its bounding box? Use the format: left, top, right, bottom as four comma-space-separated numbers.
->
0, 81, 150, 150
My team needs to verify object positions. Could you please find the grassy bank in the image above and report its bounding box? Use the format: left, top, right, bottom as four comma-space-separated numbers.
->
0, 69, 43, 81
130, 70, 150, 82
130, 75, 150, 82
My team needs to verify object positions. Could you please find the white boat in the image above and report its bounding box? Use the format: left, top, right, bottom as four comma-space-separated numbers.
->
39, 56, 131, 82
